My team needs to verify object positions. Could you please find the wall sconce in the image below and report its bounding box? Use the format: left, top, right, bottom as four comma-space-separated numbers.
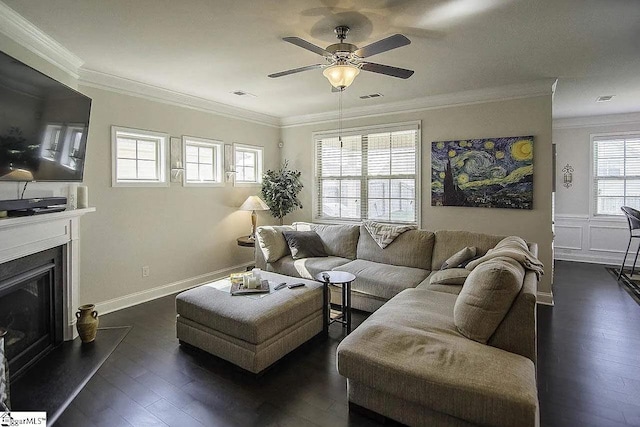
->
562, 164, 574, 188
224, 144, 236, 182
170, 137, 184, 183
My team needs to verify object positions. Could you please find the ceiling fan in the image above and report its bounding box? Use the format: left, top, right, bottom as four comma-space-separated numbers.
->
268, 26, 414, 90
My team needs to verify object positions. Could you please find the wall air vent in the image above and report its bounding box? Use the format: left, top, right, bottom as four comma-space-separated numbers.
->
359, 93, 383, 99
596, 95, 614, 102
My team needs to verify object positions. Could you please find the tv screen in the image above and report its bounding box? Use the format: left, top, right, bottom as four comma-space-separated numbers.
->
0, 50, 91, 182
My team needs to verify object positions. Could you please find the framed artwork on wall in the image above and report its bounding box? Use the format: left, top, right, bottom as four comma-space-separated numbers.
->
431, 136, 534, 209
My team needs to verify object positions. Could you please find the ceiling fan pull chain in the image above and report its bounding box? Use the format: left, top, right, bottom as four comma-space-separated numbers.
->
339, 89, 343, 147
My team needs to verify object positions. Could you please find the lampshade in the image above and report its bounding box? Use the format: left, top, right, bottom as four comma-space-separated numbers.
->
240, 196, 269, 211
0, 168, 34, 181
323, 64, 360, 89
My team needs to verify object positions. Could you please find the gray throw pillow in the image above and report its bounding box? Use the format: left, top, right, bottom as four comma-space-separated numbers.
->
429, 268, 471, 285
282, 231, 328, 260
441, 246, 477, 270
454, 256, 524, 343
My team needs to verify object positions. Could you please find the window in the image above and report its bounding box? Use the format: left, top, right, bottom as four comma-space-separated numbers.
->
234, 143, 263, 186
111, 126, 168, 187
314, 122, 420, 224
183, 136, 223, 186
593, 133, 640, 215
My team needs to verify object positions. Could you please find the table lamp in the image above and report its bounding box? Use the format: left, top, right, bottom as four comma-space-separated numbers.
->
239, 196, 270, 240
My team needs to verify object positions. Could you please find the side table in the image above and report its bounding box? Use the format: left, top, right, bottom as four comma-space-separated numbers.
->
237, 235, 256, 270
236, 235, 255, 247
315, 270, 356, 334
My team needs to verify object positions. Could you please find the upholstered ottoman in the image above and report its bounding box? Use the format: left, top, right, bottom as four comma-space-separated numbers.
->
176, 272, 325, 374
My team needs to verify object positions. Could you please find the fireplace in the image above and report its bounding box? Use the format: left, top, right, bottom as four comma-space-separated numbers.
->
0, 247, 64, 380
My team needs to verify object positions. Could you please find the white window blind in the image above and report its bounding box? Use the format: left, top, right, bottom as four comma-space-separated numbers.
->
111, 126, 168, 187
593, 134, 640, 215
183, 136, 223, 186
314, 123, 420, 224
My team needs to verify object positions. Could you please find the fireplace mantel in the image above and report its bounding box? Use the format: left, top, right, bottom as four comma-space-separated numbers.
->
0, 207, 95, 340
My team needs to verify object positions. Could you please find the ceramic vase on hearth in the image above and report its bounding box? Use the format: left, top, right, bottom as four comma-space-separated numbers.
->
76, 304, 99, 343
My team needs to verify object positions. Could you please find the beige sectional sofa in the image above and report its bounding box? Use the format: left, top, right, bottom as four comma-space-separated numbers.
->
255, 222, 540, 426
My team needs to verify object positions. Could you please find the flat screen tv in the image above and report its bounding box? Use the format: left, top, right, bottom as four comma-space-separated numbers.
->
0, 50, 92, 182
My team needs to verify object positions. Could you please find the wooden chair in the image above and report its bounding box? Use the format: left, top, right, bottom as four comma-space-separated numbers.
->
619, 206, 640, 279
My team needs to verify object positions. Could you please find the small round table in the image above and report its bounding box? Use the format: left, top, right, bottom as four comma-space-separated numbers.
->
236, 235, 255, 247
315, 270, 356, 334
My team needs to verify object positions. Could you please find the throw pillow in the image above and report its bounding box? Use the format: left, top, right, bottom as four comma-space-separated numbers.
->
256, 226, 294, 263
454, 256, 525, 343
429, 268, 471, 286
440, 246, 477, 270
282, 231, 328, 260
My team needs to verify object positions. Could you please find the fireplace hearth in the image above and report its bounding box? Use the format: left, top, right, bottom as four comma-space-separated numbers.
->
0, 247, 64, 380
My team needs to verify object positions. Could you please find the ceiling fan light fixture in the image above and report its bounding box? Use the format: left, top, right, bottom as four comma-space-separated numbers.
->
323, 64, 360, 89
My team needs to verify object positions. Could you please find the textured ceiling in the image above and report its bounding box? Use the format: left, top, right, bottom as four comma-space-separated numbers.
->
4, 0, 640, 119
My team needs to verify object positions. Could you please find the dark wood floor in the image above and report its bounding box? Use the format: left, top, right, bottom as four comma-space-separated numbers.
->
53, 260, 640, 426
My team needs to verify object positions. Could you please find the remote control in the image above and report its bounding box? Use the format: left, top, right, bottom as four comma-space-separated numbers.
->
287, 283, 305, 289
274, 282, 287, 291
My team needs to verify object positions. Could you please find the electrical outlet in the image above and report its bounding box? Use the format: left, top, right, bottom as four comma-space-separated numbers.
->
142, 266, 149, 277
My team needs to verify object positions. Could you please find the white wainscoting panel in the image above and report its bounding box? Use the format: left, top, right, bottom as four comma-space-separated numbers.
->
554, 214, 637, 266
554, 224, 582, 250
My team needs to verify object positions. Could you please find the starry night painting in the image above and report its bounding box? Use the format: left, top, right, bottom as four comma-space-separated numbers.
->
431, 136, 534, 209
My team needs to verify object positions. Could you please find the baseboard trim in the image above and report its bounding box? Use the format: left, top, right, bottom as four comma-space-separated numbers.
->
555, 252, 621, 266
95, 262, 253, 315
536, 291, 554, 306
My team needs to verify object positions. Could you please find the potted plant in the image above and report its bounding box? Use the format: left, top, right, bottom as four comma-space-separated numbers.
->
261, 160, 303, 225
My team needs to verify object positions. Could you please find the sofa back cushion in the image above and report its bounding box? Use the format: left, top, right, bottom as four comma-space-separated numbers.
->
454, 256, 525, 344
488, 268, 538, 364
256, 225, 294, 263
431, 230, 504, 271
293, 222, 360, 259
357, 226, 434, 270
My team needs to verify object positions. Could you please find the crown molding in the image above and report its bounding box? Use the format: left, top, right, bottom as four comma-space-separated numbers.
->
79, 69, 281, 128
0, 1, 83, 78
553, 112, 640, 129
280, 79, 556, 128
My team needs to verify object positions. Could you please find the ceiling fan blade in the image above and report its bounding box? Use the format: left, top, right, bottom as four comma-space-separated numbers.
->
268, 64, 325, 78
283, 37, 331, 57
360, 62, 414, 79
354, 34, 411, 58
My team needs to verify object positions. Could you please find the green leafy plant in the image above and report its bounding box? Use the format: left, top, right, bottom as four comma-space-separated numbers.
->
261, 160, 303, 224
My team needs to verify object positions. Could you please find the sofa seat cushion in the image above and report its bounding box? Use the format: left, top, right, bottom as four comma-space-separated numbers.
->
270, 255, 351, 280
337, 289, 538, 427
336, 259, 429, 301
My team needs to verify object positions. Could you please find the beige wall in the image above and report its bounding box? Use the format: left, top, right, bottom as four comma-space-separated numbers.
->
78, 87, 280, 305
281, 95, 554, 296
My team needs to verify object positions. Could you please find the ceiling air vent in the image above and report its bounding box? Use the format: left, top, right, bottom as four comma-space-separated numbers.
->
360, 93, 384, 100
231, 90, 256, 97
596, 95, 614, 102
